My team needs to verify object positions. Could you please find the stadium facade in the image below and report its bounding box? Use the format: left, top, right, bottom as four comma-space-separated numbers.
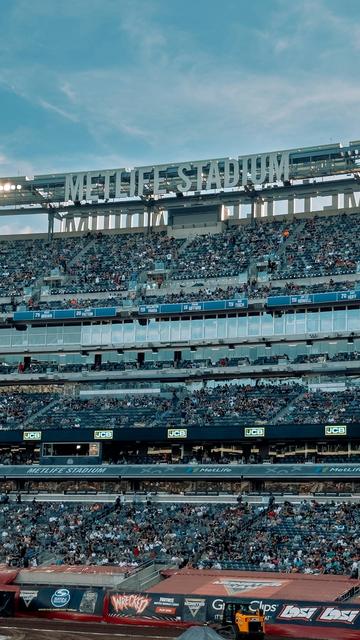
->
0, 140, 358, 493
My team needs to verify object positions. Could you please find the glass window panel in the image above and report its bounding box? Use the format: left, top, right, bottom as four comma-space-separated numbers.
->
81, 326, 92, 345
274, 315, 285, 335
90, 325, 102, 342
248, 315, 260, 336
217, 317, 227, 338
170, 321, 180, 341
295, 312, 306, 334
347, 308, 359, 331
123, 322, 135, 344
111, 324, 124, 345
11, 333, 29, 346
306, 311, 319, 333
180, 320, 191, 341
204, 318, 217, 339
285, 313, 295, 335
135, 321, 147, 343
333, 310, 346, 331
227, 317, 238, 338
0, 332, 11, 346
160, 322, 170, 342
237, 316, 247, 337
320, 311, 332, 332
147, 319, 160, 342
28, 328, 46, 346
261, 313, 274, 336
100, 324, 111, 344
191, 319, 203, 341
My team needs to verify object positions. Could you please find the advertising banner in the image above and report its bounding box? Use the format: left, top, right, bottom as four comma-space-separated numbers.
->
108, 592, 183, 623
107, 590, 360, 633
19, 586, 104, 616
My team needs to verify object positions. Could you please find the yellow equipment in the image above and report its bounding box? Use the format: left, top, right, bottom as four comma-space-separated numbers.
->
213, 601, 266, 639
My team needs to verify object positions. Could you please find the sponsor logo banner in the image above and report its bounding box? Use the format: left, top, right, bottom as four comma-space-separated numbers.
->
20, 590, 38, 608
183, 597, 206, 622
23, 431, 42, 441
244, 427, 265, 438
51, 589, 71, 608
278, 605, 318, 621
94, 430, 113, 440
167, 428, 188, 439
325, 425, 347, 436
18, 586, 102, 615
317, 607, 360, 624
108, 592, 182, 622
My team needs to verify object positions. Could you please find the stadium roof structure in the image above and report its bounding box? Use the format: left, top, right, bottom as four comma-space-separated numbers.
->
0, 140, 359, 219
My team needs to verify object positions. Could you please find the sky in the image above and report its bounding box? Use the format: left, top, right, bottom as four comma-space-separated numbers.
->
0, 0, 359, 233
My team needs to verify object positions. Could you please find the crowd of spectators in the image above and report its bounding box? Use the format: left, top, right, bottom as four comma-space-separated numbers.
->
53, 231, 182, 295
278, 388, 360, 424
2, 382, 360, 429
0, 236, 89, 297
0, 499, 358, 576
29, 383, 301, 430
0, 390, 60, 430
276, 214, 360, 279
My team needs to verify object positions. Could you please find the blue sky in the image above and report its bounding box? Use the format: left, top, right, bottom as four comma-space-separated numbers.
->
0, 0, 359, 232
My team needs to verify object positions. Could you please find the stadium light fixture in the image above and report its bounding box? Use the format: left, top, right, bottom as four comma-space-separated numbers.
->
3, 183, 11, 191
306, 340, 313, 347
347, 337, 354, 344
265, 342, 271, 349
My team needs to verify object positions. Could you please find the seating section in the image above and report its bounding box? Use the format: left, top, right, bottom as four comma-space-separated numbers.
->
51, 231, 182, 295
171, 221, 290, 280
1, 212, 360, 305
2, 384, 360, 429
276, 214, 360, 279
0, 236, 89, 296
0, 391, 59, 430
277, 388, 360, 424
0, 500, 358, 574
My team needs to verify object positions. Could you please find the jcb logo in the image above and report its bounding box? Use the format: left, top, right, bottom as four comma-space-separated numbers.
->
94, 430, 113, 440
23, 431, 42, 441
245, 427, 265, 438
325, 425, 347, 436
167, 428, 188, 439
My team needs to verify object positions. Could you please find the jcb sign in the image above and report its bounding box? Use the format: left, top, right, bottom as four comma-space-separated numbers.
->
325, 425, 347, 436
94, 430, 114, 440
167, 428, 188, 439
245, 427, 265, 438
23, 431, 42, 441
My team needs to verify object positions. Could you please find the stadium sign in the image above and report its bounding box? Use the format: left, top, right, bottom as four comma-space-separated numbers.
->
325, 425, 347, 436
64, 151, 289, 201
167, 428, 188, 439
244, 427, 265, 438
23, 431, 42, 441
94, 430, 114, 440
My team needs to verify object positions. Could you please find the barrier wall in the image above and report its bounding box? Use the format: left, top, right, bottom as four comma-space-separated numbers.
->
105, 590, 360, 639
13, 584, 360, 639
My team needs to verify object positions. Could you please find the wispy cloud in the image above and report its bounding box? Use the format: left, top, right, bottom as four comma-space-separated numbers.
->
0, 1, 358, 177
38, 99, 78, 122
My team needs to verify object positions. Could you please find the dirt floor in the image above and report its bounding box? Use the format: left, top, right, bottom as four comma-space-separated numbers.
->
0, 617, 318, 640
0, 618, 181, 640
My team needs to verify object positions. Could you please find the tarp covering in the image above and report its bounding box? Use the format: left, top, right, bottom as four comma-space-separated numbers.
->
177, 627, 224, 640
